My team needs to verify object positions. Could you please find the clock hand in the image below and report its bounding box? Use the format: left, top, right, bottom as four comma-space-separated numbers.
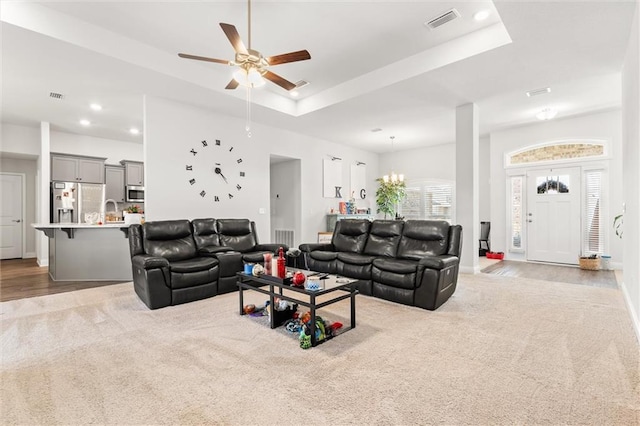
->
214, 167, 228, 183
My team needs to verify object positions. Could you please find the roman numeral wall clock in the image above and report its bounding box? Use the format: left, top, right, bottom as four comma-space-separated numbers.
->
185, 138, 245, 201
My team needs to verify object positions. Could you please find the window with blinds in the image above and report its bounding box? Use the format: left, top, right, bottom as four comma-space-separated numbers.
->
510, 176, 524, 250
584, 170, 603, 255
399, 180, 454, 222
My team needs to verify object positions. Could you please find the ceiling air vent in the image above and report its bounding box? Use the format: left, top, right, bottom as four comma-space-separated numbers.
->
49, 92, 65, 100
425, 9, 460, 30
526, 87, 551, 97
294, 80, 309, 89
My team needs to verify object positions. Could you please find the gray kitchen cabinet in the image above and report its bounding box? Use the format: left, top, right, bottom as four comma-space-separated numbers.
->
51, 153, 106, 183
123, 161, 144, 186
105, 165, 126, 202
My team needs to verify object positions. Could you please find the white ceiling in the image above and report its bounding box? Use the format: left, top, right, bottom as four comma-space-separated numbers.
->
1, 1, 636, 154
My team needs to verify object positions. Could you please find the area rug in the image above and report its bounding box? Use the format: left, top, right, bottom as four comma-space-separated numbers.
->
481, 260, 618, 288
1, 273, 638, 425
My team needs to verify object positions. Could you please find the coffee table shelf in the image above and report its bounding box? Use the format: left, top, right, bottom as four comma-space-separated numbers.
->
237, 270, 359, 347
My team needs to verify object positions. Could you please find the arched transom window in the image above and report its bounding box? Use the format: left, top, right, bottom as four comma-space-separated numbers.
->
506, 141, 606, 167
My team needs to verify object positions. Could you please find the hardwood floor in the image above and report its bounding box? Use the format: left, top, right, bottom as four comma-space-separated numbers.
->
0, 258, 128, 302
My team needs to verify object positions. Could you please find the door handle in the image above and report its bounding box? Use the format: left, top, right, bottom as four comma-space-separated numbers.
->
12, 219, 21, 223
528, 220, 532, 223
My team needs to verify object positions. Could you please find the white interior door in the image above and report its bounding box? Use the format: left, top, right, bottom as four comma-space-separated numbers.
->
526, 167, 581, 264
0, 174, 24, 259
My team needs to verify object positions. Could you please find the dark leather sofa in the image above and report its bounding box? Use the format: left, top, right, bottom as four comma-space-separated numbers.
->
300, 219, 462, 310
129, 218, 286, 309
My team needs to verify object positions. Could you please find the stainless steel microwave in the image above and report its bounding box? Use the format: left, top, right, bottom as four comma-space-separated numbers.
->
126, 185, 145, 203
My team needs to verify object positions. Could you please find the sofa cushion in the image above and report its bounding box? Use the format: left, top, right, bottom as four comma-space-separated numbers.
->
363, 220, 404, 257
372, 258, 418, 274
397, 220, 449, 261
242, 251, 272, 263
143, 220, 197, 262
337, 252, 376, 265
191, 218, 219, 249
332, 219, 371, 254
169, 257, 219, 273
310, 251, 338, 261
217, 219, 258, 252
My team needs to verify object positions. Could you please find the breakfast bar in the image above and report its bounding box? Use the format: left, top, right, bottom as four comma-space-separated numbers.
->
33, 223, 132, 281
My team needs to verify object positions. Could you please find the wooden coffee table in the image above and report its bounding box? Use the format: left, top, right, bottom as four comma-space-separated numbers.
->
237, 269, 359, 347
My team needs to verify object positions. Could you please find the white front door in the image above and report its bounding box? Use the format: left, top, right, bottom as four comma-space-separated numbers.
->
0, 174, 24, 259
526, 167, 581, 264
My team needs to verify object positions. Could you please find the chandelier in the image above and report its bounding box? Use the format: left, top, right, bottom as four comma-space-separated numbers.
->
382, 136, 404, 183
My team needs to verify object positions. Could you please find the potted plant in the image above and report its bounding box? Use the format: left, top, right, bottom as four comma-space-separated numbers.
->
375, 178, 407, 219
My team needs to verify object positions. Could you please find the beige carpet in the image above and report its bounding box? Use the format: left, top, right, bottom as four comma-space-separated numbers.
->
1, 273, 638, 425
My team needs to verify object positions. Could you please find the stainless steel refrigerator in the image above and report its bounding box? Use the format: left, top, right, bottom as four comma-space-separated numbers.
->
50, 181, 106, 223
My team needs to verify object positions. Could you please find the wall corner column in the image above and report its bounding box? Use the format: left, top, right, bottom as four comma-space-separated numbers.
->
456, 103, 480, 274
36, 122, 50, 267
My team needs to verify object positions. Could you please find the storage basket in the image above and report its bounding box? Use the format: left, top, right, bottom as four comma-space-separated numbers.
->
579, 257, 600, 270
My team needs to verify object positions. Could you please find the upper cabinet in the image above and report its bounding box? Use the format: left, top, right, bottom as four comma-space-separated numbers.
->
105, 165, 126, 202
51, 153, 106, 183
122, 161, 144, 186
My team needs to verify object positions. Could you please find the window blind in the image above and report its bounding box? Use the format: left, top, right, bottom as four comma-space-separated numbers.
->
510, 176, 524, 249
584, 170, 603, 254
399, 180, 454, 222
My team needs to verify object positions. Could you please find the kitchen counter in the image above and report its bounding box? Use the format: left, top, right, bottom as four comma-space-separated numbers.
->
33, 223, 133, 281
33, 222, 130, 239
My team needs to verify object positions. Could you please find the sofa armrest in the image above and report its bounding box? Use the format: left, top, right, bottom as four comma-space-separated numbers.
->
198, 246, 235, 256
132, 254, 170, 270
255, 243, 288, 253
418, 255, 459, 270
299, 243, 334, 252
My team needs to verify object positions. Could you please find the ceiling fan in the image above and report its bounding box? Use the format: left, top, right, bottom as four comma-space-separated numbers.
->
178, 0, 311, 91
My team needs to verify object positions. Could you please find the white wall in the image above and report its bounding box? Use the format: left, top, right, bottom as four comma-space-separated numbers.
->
143, 96, 380, 244
621, 4, 640, 341
489, 109, 624, 264
0, 157, 37, 256
479, 136, 491, 222
381, 142, 455, 186
1, 123, 40, 156
51, 131, 143, 164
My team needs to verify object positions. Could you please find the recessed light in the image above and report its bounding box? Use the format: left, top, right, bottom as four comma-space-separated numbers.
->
290, 90, 299, 98
536, 108, 558, 121
129, 128, 140, 135
89, 103, 102, 111
473, 10, 490, 21
79, 119, 91, 126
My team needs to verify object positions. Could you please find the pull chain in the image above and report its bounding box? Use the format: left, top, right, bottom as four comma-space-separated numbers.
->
245, 85, 252, 138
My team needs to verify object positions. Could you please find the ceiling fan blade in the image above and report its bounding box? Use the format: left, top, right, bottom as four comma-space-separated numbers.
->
220, 23, 248, 54
178, 53, 229, 65
225, 79, 239, 90
266, 50, 311, 66
263, 70, 296, 91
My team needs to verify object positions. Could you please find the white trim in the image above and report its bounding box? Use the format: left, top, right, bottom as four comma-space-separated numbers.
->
620, 281, 640, 344
36, 258, 48, 267
460, 265, 481, 274
504, 138, 610, 168
24, 251, 37, 258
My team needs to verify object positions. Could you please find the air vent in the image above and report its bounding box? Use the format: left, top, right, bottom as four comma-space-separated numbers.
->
425, 9, 460, 30
526, 87, 551, 97
371, 128, 383, 133
294, 80, 309, 89
49, 92, 65, 100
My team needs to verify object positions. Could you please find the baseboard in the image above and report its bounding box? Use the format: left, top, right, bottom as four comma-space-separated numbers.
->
36, 258, 49, 267
460, 265, 481, 274
611, 261, 623, 270
24, 251, 36, 259
620, 281, 640, 344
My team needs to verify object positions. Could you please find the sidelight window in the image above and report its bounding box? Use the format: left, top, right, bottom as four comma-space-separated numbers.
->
583, 170, 603, 255
510, 176, 524, 250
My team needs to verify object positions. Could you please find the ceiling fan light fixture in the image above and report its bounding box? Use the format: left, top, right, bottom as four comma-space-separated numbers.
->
232, 67, 265, 88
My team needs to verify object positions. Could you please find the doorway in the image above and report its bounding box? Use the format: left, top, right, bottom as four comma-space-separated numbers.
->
269, 156, 302, 247
526, 167, 581, 264
0, 173, 24, 259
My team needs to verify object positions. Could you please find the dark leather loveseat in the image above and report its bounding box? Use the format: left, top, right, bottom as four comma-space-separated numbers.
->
129, 218, 286, 309
300, 219, 462, 310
